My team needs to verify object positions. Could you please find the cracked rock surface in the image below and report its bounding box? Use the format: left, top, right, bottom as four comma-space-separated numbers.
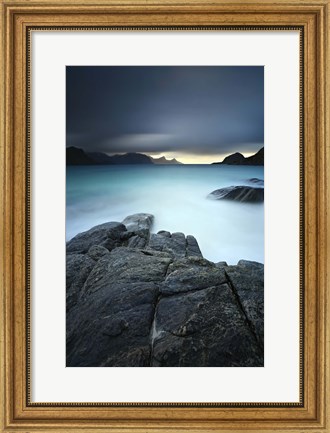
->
66, 213, 264, 367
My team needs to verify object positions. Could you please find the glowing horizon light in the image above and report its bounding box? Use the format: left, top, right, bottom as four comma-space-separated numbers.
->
83, 146, 263, 165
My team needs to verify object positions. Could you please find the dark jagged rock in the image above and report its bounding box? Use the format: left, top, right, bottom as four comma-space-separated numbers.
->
186, 235, 203, 257
66, 214, 264, 367
81, 247, 172, 298
152, 284, 263, 367
208, 186, 264, 203
215, 261, 228, 268
87, 245, 109, 261
66, 253, 96, 313
161, 257, 226, 295
127, 235, 147, 248
238, 259, 264, 270
148, 231, 202, 259
158, 230, 171, 237
66, 247, 172, 367
122, 213, 153, 248
166, 232, 186, 258
225, 260, 264, 345
66, 222, 127, 254
122, 213, 153, 238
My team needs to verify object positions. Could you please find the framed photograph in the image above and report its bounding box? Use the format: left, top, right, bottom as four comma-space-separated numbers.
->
1, 0, 329, 432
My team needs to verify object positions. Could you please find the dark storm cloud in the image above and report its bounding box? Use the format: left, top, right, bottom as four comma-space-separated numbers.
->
66, 66, 263, 156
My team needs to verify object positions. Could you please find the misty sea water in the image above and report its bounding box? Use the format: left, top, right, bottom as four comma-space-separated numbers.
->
66, 165, 264, 265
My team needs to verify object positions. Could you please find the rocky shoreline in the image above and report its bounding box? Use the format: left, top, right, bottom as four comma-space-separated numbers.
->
66, 213, 264, 367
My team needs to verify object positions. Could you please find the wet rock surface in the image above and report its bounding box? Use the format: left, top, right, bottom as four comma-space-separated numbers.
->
225, 260, 264, 346
66, 221, 127, 254
208, 185, 264, 203
152, 284, 263, 367
66, 253, 96, 313
66, 213, 264, 367
247, 178, 264, 186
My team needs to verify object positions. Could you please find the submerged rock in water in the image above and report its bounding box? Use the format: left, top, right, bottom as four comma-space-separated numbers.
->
66, 213, 264, 367
208, 186, 264, 203
247, 178, 264, 186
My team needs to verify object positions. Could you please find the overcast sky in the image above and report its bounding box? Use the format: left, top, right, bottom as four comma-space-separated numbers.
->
66, 66, 263, 164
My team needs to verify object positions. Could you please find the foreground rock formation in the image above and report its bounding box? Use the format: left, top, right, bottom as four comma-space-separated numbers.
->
66, 214, 264, 367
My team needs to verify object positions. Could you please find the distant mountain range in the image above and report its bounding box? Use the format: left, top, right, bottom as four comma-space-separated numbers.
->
66, 146, 264, 166
66, 146, 95, 165
66, 147, 183, 165
212, 147, 264, 166
152, 156, 181, 165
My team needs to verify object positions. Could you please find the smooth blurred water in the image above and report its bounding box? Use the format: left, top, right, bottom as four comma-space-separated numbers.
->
66, 165, 264, 264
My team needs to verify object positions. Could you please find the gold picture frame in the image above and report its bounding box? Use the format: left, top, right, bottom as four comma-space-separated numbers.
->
0, 0, 329, 431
